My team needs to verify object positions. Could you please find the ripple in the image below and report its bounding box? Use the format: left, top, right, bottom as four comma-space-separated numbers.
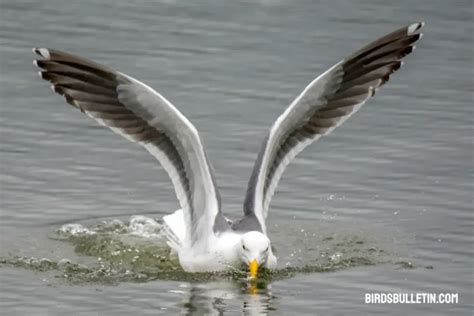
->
0, 216, 413, 284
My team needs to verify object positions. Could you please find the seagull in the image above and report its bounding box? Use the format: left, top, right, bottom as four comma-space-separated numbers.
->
33, 22, 423, 279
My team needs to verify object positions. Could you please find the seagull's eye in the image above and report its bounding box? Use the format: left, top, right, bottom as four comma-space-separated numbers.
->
242, 244, 247, 250
264, 246, 269, 252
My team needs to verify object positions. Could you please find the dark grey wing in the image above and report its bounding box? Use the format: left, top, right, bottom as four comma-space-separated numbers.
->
244, 23, 424, 232
33, 48, 229, 247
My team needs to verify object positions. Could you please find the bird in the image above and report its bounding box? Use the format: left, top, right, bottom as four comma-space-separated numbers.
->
33, 22, 424, 279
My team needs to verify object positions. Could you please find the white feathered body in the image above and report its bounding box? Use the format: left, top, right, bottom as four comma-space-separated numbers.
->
163, 209, 277, 272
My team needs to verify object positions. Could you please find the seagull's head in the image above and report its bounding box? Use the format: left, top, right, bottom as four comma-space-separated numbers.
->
240, 231, 271, 279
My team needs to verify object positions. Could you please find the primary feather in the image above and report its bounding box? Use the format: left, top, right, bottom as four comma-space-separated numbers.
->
244, 22, 424, 231
33, 48, 227, 249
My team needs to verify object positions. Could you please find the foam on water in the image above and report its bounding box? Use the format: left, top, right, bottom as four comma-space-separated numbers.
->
128, 215, 164, 238
0, 215, 414, 284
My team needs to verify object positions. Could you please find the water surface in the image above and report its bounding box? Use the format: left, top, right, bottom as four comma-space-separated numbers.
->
1, 0, 472, 314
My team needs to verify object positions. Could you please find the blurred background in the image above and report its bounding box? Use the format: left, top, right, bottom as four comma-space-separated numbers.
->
0, 0, 472, 314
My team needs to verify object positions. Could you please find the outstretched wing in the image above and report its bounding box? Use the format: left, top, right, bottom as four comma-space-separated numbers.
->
243, 22, 424, 231
33, 48, 229, 247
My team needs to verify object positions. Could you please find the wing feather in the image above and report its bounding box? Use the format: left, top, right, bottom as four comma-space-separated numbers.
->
243, 23, 424, 231
34, 48, 227, 247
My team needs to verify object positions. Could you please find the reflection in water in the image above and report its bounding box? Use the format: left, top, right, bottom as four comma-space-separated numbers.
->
180, 281, 275, 316
242, 282, 275, 316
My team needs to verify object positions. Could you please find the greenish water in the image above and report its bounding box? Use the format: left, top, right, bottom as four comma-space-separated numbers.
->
1, 216, 413, 285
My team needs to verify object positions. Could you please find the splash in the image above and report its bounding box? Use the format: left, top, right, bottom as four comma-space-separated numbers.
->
0, 216, 413, 284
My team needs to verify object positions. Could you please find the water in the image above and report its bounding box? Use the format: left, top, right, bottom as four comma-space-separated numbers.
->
1, 0, 472, 314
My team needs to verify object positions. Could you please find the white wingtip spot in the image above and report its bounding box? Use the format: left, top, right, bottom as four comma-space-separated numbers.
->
37, 71, 44, 79
33, 48, 50, 59
33, 59, 38, 67
407, 22, 423, 35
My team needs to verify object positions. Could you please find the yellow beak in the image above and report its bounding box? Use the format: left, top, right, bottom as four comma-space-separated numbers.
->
249, 259, 259, 279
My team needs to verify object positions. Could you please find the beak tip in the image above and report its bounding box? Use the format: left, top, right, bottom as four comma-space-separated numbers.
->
249, 259, 259, 279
